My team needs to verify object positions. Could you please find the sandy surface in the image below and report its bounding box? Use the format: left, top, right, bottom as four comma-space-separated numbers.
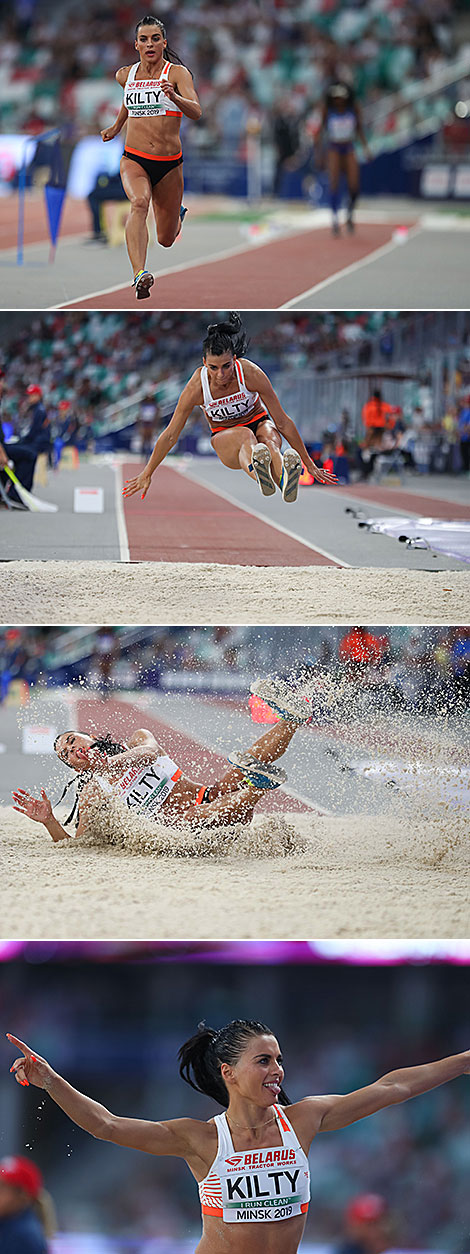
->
2, 800, 468, 940
3, 561, 470, 623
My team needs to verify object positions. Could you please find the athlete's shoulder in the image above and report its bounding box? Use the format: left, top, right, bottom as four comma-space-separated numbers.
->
116, 64, 133, 86
242, 358, 268, 385
183, 368, 204, 401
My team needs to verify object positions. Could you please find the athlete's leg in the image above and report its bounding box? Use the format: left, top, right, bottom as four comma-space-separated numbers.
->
327, 147, 341, 233
204, 720, 298, 802
120, 157, 152, 277
211, 426, 261, 481
345, 148, 360, 228
152, 164, 184, 247
255, 419, 283, 485
184, 785, 266, 827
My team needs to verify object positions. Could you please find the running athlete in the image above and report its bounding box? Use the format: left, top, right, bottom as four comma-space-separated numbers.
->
317, 83, 371, 236
11, 677, 312, 839
7, 1022, 470, 1254
100, 15, 201, 299
123, 313, 338, 505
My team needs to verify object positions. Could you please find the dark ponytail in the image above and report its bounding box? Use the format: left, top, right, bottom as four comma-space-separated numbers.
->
135, 15, 190, 70
202, 312, 249, 360
178, 1020, 290, 1107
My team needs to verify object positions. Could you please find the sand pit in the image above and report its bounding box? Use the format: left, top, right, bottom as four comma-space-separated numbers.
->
2, 800, 468, 940
3, 561, 470, 623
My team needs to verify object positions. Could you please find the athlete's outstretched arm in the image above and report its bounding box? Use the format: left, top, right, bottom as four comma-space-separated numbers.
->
123, 375, 201, 499
244, 362, 338, 485
7, 1036, 197, 1158
297, 1050, 470, 1143
11, 790, 70, 842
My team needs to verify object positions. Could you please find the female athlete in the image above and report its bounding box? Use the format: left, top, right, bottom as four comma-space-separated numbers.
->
123, 313, 337, 505
101, 14, 201, 299
7, 1021, 470, 1254
317, 83, 371, 236
11, 677, 312, 839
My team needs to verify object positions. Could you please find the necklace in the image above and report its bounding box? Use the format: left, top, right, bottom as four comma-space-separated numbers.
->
227, 1112, 278, 1131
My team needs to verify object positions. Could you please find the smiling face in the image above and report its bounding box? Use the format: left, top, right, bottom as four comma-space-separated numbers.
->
204, 352, 237, 391
135, 23, 167, 66
221, 1034, 285, 1106
54, 732, 95, 772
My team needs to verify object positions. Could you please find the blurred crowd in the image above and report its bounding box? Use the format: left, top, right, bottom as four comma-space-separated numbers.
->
0, 0, 461, 164
1, 312, 470, 484
1, 959, 470, 1250
1, 625, 469, 709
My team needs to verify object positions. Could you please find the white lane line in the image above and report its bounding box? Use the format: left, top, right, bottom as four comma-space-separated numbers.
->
171, 462, 350, 567
279, 224, 422, 308
113, 460, 130, 562
47, 228, 300, 310
119, 691, 330, 814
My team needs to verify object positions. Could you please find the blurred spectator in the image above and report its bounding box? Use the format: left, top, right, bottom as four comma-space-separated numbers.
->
361, 389, 397, 448
336, 1194, 393, 1254
0, 1156, 55, 1254
457, 395, 470, 474
339, 627, 386, 671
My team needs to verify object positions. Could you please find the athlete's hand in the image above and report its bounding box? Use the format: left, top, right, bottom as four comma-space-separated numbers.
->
101, 127, 117, 142
307, 461, 339, 485
158, 80, 179, 103
12, 789, 53, 824
7, 1034, 54, 1089
122, 471, 152, 500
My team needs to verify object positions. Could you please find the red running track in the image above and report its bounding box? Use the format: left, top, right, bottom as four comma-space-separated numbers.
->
334, 482, 470, 520
76, 695, 316, 816
123, 464, 338, 565
63, 222, 404, 309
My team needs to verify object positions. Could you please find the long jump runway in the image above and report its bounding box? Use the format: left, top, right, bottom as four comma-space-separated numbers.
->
3, 458, 470, 622
1, 688, 468, 939
1, 193, 468, 309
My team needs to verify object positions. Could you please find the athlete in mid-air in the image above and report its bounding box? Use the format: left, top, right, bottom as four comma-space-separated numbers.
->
123, 313, 337, 505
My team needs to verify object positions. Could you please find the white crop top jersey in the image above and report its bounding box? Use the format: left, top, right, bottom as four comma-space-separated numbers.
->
326, 108, 357, 144
124, 60, 183, 118
200, 359, 266, 429
199, 1107, 310, 1224
95, 754, 182, 814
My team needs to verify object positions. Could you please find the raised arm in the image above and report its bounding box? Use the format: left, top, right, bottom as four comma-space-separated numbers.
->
122, 373, 202, 500
7, 1035, 197, 1158
103, 731, 162, 777
295, 1049, 470, 1143
244, 361, 338, 485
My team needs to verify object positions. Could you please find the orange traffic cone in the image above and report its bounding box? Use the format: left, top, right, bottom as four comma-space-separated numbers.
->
249, 694, 280, 724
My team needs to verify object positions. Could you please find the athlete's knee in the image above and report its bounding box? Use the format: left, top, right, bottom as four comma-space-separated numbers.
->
130, 193, 150, 215
156, 226, 176, 247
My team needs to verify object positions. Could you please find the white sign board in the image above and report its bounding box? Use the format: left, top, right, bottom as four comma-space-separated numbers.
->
74, 487, 104, 513
22, 725, 57, 755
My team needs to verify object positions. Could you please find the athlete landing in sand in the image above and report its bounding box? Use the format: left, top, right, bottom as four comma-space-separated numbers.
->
7, 1022, 470, 1254
11, 677, 312, 839
123, 313, 337, 505
101, 15, 201, 299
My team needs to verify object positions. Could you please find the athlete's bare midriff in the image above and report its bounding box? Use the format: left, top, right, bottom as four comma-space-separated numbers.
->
196, 1213, 307, 1253
124, 112, 182, 157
